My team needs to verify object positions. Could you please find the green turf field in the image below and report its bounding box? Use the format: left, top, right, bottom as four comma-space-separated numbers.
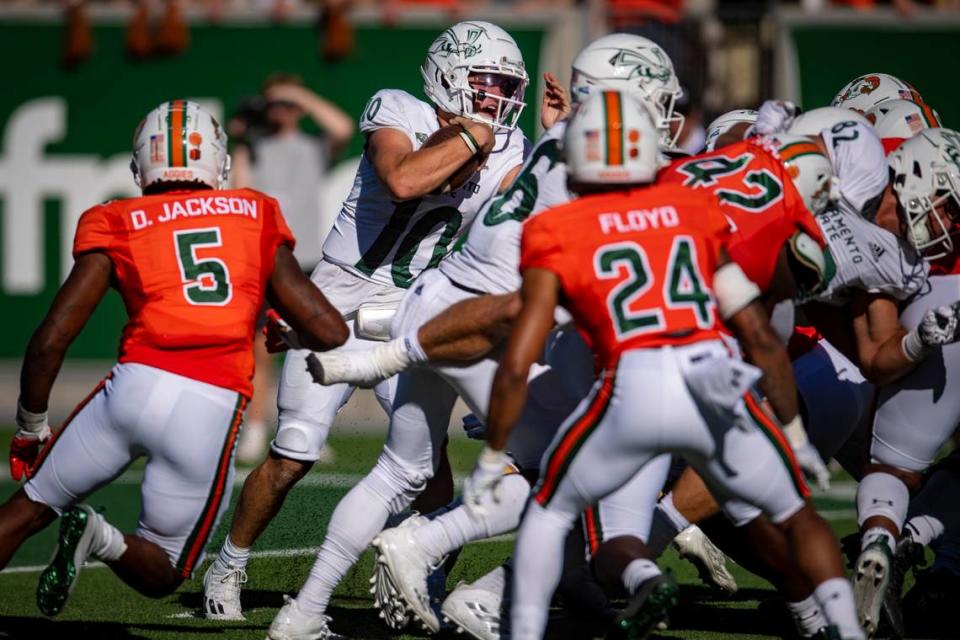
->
0, 430, 863, 640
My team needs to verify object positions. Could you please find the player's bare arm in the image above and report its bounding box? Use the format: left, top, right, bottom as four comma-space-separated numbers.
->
266, 245, 349, 352
849, 291, 914, 386
366, 121, 493, 201
485, 268, 558, 452
20, 252, 112, 413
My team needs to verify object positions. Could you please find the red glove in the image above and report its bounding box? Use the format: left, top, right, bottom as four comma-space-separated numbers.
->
263, 309, 302, 353
10, 403, 52, 481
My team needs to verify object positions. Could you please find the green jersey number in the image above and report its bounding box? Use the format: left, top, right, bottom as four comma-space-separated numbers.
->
355, 202, 463, 288
483, 139, 561, 227
595, 236, 714, 338
676, 153, 783, 213
174, 227, 232, 306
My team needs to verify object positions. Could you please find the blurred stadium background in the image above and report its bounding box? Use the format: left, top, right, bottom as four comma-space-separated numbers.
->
0, 0, 958, 637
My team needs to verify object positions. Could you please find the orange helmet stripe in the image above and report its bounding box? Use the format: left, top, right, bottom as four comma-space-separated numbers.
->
168, 99, 186, 167
779, 140, 823, 163
603, 91, 624, 167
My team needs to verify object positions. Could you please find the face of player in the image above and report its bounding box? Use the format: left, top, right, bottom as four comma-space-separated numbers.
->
468, 72, 522, 121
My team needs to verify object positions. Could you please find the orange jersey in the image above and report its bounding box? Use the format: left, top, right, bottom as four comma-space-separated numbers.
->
73, 188, 295, 397
521, 183, 729, 368
659, 138, 826, 292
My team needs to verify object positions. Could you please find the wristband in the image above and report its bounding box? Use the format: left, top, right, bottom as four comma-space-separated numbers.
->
781, 414, 809, 450
459, 127, 481, 156
16, 401, 48, 434
901, 330, 929, 363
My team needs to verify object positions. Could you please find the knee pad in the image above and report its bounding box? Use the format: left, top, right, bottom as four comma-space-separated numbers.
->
857, 471, 910, 530
366, 447, 432, 515
271, 417, 330, 462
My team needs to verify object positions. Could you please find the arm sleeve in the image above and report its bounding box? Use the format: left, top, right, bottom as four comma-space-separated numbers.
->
72, 204, 115, 258
822, 122, 888, 218
520, 215, 564, 275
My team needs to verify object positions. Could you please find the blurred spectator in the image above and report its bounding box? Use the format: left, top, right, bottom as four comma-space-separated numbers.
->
232, 72, 354, 463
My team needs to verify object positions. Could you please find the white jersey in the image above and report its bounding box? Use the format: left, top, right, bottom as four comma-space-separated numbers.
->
322, 89, 528, 289
821, 121, 888, 219
808, 206, 928, 305
440, 121, 570, 294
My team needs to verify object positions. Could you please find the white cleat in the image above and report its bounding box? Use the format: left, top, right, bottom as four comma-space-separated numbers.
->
267, 595, 344, 640
370, 515, 441, 633
307, 339, 409, 387
440, 573, 504, 640
202, 559, 247, 620
853, 539, 893, 637
673, 525, 738, 594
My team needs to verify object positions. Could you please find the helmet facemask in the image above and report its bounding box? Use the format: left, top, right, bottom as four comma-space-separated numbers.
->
899, 179, 960, 259
457, 67, 528, 131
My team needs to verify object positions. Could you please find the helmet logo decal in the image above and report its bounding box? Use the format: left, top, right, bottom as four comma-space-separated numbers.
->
839, 75, 881, 103
607, 50, 672, 83
436, 26, 486, 59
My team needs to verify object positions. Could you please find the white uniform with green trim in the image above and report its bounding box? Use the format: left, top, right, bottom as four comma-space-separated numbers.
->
322, 89, 528, 290
439, 121, 570, 294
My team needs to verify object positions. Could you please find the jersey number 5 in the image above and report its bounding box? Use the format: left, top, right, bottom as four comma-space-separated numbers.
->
595, 237, 714, 339
174, 228, 233, 306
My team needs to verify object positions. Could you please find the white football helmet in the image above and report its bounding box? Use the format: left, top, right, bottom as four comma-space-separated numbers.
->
888, 128, 960, 259
767, 133, 839, 216
564, 89, 660, 186
831, 73, 924, 114
866, 99, 942, 140
704, 109, 758, 151
569, 33, 683, 149
131, 100, 230, 191
420, 21, 528, 132
788, 106, 871, 137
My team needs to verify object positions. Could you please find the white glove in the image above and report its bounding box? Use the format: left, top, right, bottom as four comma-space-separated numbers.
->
902, 302, 960, 361
463, 446, 508, 516
748, 100, 800, 137
782, 415, 830, 491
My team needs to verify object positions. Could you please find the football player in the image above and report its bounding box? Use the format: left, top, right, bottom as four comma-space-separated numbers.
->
470, 89, 865, 640
247, 21, 532, 639
0, 101, 347, 614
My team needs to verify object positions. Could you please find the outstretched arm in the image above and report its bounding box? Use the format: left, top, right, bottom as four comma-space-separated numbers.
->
266, 245, 348, 352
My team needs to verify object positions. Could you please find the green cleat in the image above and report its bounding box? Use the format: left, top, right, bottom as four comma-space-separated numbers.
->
609, 573, 679, 640
37, 505, 98, 616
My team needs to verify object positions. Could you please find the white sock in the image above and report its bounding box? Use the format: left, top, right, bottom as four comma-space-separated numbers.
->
861, 527, 895, 553
90, 512, 128, 562
403, 331, 428, 363
296, 478, 395, 615
511, 502, 574, 640
416, 474, 528, 561
621, 559, 661, 595
647, 493, 688, 557
903, 515, 944, 547
856, 471, 909, 533
217, 535, 251, 569
787, 595, 827, 638
814, 577, 865, 640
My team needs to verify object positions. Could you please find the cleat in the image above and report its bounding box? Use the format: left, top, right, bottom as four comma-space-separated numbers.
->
370, 515, 441, 632
611, 573, 678, 640
202, 559, 248, 620
672, 525, 738, 594
267, 595, 344, 640
440, 574, 504, 640
853, 538, 893, 637
37, 505, 101, 617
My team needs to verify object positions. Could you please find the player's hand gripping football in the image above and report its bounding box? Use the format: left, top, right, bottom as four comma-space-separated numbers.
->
782, 415, 830, 491
450, 116, 495, 156
10, 402, 52, 481
902, 301, 960, 361
463, 446, 508, 516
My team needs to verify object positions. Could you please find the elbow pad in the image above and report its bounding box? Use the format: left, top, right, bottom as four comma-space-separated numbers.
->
714, 262, 762, 320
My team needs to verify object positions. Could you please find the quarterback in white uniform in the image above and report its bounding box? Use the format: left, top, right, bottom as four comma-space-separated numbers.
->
202, 20, 528, 626
259, 21, 531, 640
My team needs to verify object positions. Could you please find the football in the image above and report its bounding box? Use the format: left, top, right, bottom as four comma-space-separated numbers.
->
422, 124, 487, 193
